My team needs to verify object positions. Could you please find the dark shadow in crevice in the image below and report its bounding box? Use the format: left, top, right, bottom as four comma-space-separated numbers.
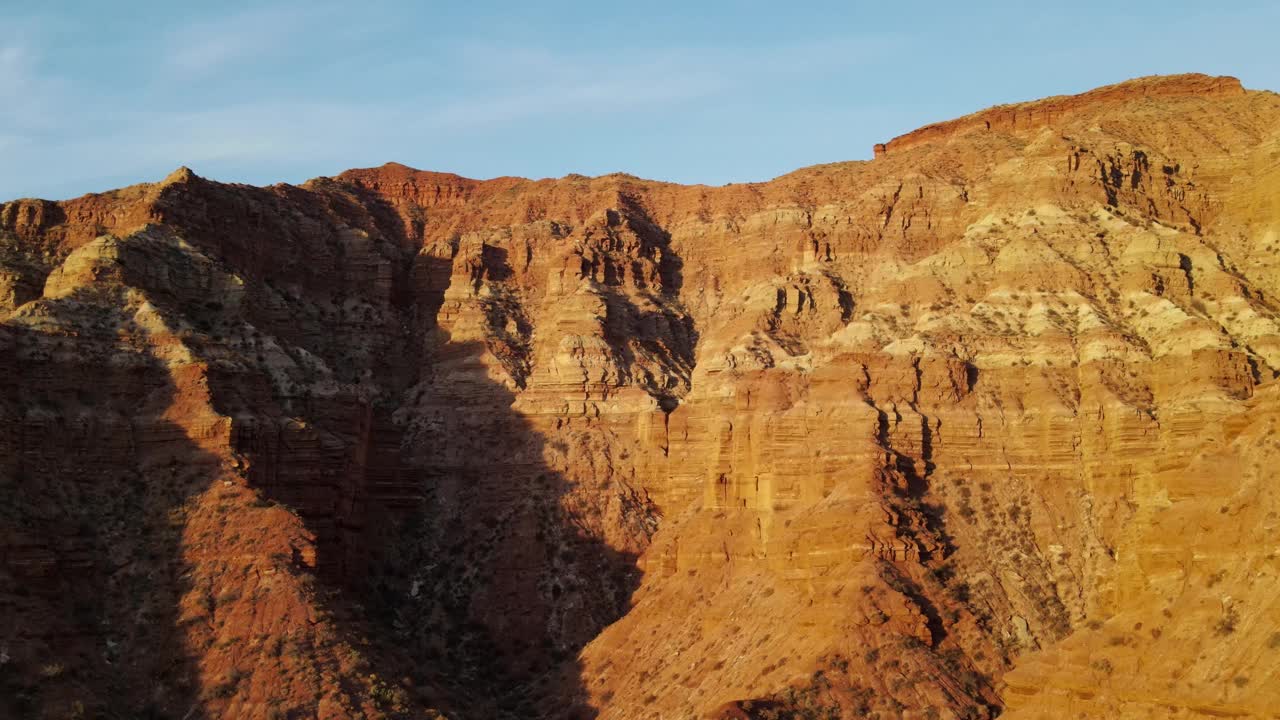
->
205, 328, 644, 717
591, 200, 698, 411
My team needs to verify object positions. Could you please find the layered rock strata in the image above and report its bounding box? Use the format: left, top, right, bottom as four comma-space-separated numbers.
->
2, 73, 1280, 719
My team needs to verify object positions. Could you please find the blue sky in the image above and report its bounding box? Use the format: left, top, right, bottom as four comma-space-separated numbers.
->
2, 1, 1278, 200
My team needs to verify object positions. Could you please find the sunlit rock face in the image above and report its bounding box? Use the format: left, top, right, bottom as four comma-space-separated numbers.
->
4, 73, 1280, 720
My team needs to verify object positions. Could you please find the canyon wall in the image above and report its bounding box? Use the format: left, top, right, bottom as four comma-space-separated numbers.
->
3, 73, 1280, 719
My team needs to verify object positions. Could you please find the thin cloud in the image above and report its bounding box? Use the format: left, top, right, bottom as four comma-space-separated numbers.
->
0, 44, 31, 95
0, 44, 38, 122
168, 30, 273, 74
418, 36, 903, 128
162, 4, 317, 75
420, 54, 728, 129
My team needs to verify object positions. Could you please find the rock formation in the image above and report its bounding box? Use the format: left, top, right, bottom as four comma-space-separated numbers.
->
3, 73, 1280, 719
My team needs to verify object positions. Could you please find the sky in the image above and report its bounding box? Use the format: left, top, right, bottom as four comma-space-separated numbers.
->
2, 1, 1278, 200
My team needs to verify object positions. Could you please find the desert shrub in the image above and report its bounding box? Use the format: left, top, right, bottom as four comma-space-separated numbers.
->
1215, 607, 1240, 636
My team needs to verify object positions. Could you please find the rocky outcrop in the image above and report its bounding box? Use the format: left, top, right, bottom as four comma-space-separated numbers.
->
872, 73, 1245, 158
3, 73, 1280, 719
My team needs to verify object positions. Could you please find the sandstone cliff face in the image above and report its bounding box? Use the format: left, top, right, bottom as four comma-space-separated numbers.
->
3, 73, 1280, 720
